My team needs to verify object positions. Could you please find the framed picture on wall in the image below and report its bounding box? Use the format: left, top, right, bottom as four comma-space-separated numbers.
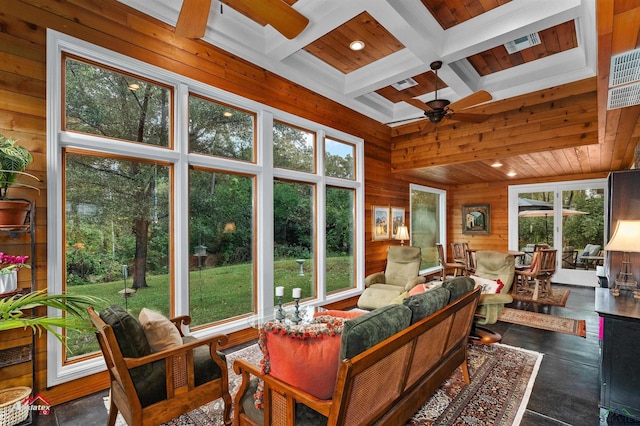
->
372, 205, 390, 240
391, 207, 405, 238
462, 204, 490, 235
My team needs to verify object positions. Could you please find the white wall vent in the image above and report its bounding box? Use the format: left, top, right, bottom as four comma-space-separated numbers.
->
608, 82, 640, 110
504, 33, 541, 54
607, 48, 640, 109
391, 77, 418, 91
610, 49, 640, 87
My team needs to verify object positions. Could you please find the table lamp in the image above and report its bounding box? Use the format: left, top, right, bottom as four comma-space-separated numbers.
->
395, 225, 410, 246
605, 220, 640, 298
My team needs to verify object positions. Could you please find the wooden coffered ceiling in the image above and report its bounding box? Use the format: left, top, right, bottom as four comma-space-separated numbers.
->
119, 0, 639, 185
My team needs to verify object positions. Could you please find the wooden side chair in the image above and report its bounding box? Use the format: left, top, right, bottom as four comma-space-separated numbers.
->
451, 242, 468, 265
88, 306, 232, 426
465, 248, 476, 276
514, 249, 556, 300
437, 243, 465, 281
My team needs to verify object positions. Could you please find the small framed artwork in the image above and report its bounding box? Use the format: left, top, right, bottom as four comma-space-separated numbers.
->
391, 207, 405, 238
372, 205, 390, 241
462, 204, 490, 235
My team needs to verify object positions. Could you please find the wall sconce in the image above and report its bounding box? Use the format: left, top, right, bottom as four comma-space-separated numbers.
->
605, 220, 640, 298
395, 225, 410, 246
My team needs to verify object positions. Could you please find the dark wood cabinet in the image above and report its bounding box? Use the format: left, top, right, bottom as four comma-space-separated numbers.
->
606, 170, 640, 287
596, 288, 640, 420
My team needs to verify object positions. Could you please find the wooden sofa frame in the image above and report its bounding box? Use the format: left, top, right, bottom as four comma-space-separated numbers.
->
233, 286, 481, 425
87, 306, 232, 426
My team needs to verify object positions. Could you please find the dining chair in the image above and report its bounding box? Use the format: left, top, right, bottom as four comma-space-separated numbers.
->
436, 243, 465, 281
514, 249, 556, 300
451, 242, 467, 265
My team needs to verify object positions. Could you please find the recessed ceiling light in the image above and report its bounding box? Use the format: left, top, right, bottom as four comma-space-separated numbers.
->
507, 171, 517, 177
223, 111, 233, 117
128, 83, 140, 91
491, 162, 503, 168
349, 40, 365, 51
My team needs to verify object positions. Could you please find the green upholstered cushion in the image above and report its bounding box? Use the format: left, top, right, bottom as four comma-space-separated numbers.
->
182, 336, 225, 386
99, 306, 161, 407
339, 304, 412, 360
402, 286, 450, 324
442, 276, 475, 303
100, 305, 152, 359
240, 378, 327, 426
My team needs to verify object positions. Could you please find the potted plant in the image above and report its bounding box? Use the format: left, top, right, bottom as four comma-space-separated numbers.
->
0, 253, 30, 295
0, 134, 39, 227
0, 290, 100, 424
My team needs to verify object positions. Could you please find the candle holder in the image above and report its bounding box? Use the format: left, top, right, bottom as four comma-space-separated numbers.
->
291, 297, 302, 324
275, 295, 285, 322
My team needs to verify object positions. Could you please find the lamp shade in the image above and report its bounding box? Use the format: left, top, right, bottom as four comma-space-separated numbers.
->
395, 225, 410, 241
605, 220, 640, 253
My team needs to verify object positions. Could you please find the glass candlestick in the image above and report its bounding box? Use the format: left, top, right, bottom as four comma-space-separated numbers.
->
275, 295, 285, 322
291, 297, 302, 324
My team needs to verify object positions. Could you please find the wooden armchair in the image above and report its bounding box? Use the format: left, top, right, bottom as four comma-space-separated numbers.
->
514, 249, 557, 300
87, 306, 232, 426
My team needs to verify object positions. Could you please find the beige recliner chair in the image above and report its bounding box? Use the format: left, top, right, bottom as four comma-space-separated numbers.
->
472, 250, 515, 343
357, 246, 427, 310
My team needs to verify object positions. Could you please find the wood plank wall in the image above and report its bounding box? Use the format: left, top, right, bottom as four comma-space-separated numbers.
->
0, 0, 435, 404
0, 0, 610, 406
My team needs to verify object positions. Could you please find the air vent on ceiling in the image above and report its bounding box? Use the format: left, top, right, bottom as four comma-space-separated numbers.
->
610, 49, 640, 87
607, 48, 640, 110
504, 33, 541, 54
608, 82, 640, 110
391, 77, 418, 91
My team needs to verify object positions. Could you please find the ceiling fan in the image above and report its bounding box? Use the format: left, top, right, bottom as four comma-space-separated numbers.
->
389, 61, 492, 127
175, 0, 309, 40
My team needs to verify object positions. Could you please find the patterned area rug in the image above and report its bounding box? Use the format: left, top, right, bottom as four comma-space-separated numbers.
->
510, 287, 570, 306
105, 343, 542, 426
498, 307, 587, 337
407, 343, 542, 426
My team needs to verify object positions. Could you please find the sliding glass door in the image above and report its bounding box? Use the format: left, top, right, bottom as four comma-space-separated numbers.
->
508, 179, 606, 286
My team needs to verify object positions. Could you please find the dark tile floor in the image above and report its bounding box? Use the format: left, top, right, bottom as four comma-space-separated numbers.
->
32, 284, 613, 425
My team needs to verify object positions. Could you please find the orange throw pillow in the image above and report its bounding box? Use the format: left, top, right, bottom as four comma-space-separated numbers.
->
259, 320, 344, 400
313, 309, 366, 320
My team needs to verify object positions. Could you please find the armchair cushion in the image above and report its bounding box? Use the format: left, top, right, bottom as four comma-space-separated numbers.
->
340, 304, 412, 360
100, 305, 152, 359
259, 320, 344, 400
99, 306, 165, 407
139, 308, 182, 352
403, 286, 450, 324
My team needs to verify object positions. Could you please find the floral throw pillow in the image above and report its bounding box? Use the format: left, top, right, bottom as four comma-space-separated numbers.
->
470, 275, 505, 294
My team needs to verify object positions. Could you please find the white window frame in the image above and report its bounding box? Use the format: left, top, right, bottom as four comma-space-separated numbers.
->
46, 30, 364, 386
409, 183, 447, 275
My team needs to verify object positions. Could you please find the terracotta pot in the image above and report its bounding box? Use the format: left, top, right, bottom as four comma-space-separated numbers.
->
0, 200, 30, 227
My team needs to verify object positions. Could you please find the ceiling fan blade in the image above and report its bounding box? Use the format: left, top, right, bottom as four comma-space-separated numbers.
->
385, 116, 425, 125
450, 112, 491, 123
175, 0, 212, 39
235, 0, 309, 39
448, 90, 492, 111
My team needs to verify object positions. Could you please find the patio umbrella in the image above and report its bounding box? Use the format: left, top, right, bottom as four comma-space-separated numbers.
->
518, 209, 588, 217
518, 198, 554, 211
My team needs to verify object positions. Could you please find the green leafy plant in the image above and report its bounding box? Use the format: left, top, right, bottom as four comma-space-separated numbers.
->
0, 289, 102, 344
0, 134, 39, 199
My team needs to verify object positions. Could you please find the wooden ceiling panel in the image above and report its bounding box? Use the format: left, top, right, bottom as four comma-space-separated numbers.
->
421, 0, 511, 30
375, 71, 447, 104
468, 21, 577, 76
303, 12, 404, 74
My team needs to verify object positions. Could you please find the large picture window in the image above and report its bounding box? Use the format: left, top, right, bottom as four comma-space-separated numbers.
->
410, 184, 446, 274
47, 31, 364, 385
